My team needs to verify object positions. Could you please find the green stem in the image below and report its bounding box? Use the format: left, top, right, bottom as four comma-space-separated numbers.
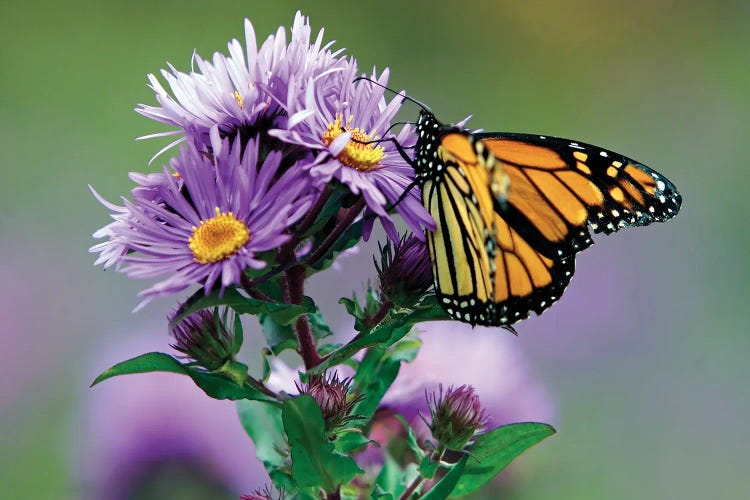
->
398, 446, 446, 500
362, 300, 393, 329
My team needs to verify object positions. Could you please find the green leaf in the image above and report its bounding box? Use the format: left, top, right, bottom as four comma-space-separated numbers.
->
334, 431, 371, 454
312, 315, 415, 373
230, 310, 244, 356
170, 287, 313, 329
310, 219, 365, 272
236, 400, 287, 469
422, 454, 469, 500
370, 487, 394, 500
339, 296, 364, 321
308, 306, 334, 340
450, 422, 556, 497
259, 314, 298, 355
394, 415, 425, 461
372, 452, 403, 499
91, 352, 277, 403
91, 352, 186, 385
351, 347, 401, 423
300, 186, 351, 238
269, 470, 297, 493
260, 301, 333, 355
418, 455, 439, 480
282, 395, 363, 492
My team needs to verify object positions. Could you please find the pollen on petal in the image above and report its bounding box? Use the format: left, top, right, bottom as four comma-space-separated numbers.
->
233, 90, 244, 109
189, 208, 250, 264
322, 113, 385, 171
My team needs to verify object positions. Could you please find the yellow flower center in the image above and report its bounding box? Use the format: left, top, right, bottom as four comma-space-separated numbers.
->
189, 208, 250, 264
322, 114, 384, 171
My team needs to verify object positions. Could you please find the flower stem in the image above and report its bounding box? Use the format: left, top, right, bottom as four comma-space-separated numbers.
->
363, 300, 393, 329
289, 186, 332, 248
280, 246, 322, 370
244, 375, 279, 400
240, 274, 274, 302
398, 446, 446, 500
306, 197, 366, 267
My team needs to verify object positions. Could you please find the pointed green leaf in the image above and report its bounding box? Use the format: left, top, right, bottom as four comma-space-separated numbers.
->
394, 415, 425, 462
170, 287, 312, 329
339, 296, 364, 320
230, 311, 244, 355
450, 422, 556, 497
237, 400, 288, 469
92, 352, 277, 403
91, 352, 186, 385
422, 454, 469, 500
282, 395, 363, 492
372, 452, 402, 499
334, 431, 371, 454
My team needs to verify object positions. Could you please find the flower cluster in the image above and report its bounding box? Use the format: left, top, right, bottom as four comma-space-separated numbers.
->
89, 13, 557, 500
91, 12, 432, 308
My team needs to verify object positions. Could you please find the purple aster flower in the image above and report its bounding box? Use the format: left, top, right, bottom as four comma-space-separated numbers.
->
79, 326, 268, 499
90, 134, 315, 310
136, 11, 350, 157
270, 64, 434, 241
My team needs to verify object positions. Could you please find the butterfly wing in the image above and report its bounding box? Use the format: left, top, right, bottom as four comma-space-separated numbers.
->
475, 132, 682, 259
423, 133, 576, 326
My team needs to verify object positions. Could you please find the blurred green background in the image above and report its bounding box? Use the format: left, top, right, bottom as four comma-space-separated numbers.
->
1, 0, 748, 498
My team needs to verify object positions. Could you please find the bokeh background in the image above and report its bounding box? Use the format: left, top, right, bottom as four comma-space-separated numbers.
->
2, 1, 748, 498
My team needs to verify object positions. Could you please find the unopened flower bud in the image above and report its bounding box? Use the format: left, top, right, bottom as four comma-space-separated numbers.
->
426, 385, 487, 451
297, 372, 364, 433
169, 308, 235, 372
375, 233, 433, 307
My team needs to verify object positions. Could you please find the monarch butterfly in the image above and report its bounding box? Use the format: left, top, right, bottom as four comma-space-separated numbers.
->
411, 109, 682, 327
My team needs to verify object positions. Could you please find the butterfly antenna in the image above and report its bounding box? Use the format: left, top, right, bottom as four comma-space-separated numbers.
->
353, 77, 432, 112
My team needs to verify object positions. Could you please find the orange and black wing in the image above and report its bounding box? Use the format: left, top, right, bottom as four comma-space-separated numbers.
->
475, 132, 682, 260
423, 133, 576, 327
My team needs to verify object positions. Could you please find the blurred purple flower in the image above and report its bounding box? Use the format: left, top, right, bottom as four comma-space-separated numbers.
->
136, 11, 350, 156
381, 323, 555, 430
271, 65, 434, 241
79, 325, 267, 499
90, 135, 314, 310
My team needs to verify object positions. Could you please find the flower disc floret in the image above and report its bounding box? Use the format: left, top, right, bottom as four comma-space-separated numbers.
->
189, 208, 251, 264
322, 114, 384, 171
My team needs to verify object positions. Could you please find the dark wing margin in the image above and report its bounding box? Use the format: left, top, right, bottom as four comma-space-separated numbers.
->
477, 133, 682, 258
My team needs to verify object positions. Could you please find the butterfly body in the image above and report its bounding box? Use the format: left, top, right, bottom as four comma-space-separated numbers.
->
412, 110, 681, 327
